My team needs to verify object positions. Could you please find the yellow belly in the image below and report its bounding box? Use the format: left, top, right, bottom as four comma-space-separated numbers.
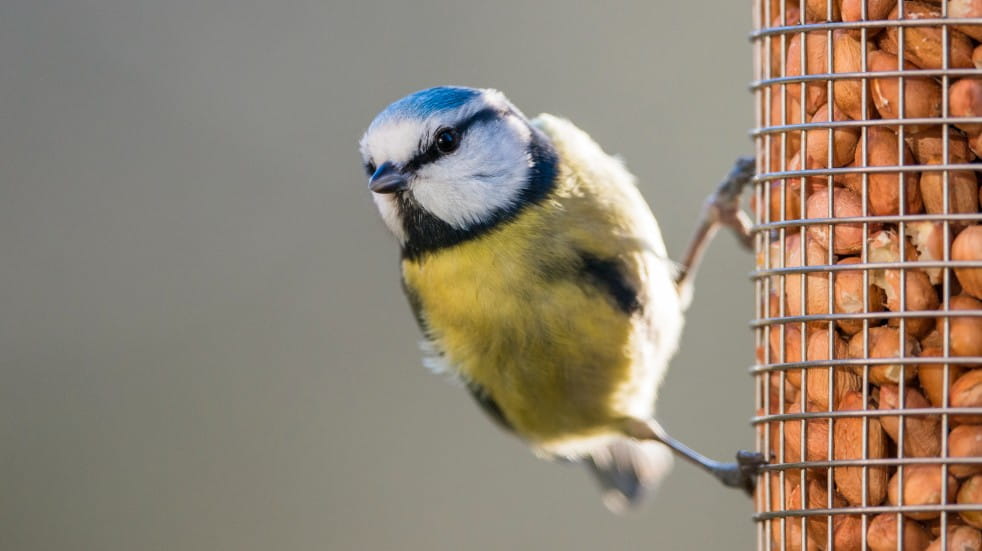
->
401, 213, 642, 446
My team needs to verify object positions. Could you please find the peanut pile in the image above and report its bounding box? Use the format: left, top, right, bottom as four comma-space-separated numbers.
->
755, 1, 982, 549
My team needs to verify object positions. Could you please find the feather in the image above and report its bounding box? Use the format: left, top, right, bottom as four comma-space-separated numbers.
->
586, 438, 673, 512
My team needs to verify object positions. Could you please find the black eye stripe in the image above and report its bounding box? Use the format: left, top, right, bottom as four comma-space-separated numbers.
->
454, 107, 502, 134
402, 107, 504, 172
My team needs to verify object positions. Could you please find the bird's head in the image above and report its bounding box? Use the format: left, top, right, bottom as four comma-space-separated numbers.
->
359, 86, 557, 258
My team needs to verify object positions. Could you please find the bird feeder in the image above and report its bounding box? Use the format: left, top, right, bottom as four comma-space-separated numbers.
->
751, 1, 982, 549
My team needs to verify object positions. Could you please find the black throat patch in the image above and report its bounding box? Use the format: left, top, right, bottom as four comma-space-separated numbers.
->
396, 126, 559, 261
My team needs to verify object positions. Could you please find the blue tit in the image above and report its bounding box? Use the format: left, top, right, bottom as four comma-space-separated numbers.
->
359, 86, 764, 511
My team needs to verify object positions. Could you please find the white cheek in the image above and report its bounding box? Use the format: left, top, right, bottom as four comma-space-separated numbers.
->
411, 169, 522, 229
411, 126, 531, 229
372, 193, 406, 242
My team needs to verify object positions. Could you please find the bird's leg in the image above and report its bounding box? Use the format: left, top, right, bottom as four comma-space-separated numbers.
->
675, 156, 756, 293
651, 158, 762, 492
621, 417, 766, 496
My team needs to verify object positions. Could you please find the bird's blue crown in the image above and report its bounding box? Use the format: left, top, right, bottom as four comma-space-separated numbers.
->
376, 86, 482, 122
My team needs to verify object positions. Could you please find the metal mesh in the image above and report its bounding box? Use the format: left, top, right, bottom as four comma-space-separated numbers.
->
751, 1, 982, 549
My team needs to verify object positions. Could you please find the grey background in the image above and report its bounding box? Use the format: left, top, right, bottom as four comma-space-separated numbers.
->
1, 1, 758, 550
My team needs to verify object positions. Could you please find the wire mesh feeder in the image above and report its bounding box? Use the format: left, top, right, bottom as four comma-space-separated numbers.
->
751, 1, 982, 550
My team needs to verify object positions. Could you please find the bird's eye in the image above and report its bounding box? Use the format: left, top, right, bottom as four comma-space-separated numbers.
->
435, 128, 460, 154
365, 161, 377, 176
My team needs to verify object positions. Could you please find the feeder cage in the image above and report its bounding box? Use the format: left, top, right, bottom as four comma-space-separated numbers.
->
751, 1, 982, 549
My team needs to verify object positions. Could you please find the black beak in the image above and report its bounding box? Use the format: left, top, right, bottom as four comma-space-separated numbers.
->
368, 162, 409, 194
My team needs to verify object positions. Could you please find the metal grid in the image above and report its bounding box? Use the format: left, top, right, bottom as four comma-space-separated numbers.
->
751, 1, 982, 549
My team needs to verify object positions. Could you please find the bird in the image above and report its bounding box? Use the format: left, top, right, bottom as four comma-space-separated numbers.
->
359, 86, 763, 511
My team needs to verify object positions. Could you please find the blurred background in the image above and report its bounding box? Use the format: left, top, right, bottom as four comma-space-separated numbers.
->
1, 1, 757, 549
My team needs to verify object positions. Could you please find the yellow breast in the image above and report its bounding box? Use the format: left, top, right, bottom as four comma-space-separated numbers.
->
402, 198, 644, 446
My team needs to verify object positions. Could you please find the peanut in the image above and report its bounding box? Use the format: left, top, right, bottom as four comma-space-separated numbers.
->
803, 0, 841, 22
806, 103, 860, 169
951, 79, 982, 134
856, 127, 924, 216
784, 400, 833, 463
959, 475, 982, 529
834, 256, 887, 335
788, 478, 845, 544
870, 50, 944, 130
951, 0, 982, 42
950, 424, 982, 478
867, 512, 933, 551
919, 162, 979, 225
918, 346, 967, 407
906, 221, 948, 285
787, 31, 829, 116
887, 465, 959, 520
785, 233, 834, 324
954, 226, 982, 300
770, 323, 805, 388
950, 295, 982, 359
841, 0, 897, 25
805, 329, 860, 408
881, 268, 941, 337
805, 186, 867, 254
848, 325, 921, 384
753, 179, 803, 222
907, 127, 975, 165
925, 525, 982, 551
833, 31, 874, 121
879, 384, 942, 458
835, 391, 890, 506
951, 368, 982, 424
881, 2, 975, 69
832, 513, 865, 551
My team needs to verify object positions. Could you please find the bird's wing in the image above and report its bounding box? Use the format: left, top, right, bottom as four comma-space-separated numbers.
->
529, 113, 685, 402
530, 113, 678, 316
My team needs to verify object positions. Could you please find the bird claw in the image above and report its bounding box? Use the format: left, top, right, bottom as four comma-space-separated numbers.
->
705, 156, 755, 250
714, 450, 768, 496
729, 156, 756, 188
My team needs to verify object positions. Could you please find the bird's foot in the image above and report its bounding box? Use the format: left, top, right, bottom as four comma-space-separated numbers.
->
705, 156, 755, 250
674, 156, 757, 290
712, 450, 768, 496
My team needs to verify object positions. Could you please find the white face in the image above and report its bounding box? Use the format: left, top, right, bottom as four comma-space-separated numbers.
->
359, 89, 533, 241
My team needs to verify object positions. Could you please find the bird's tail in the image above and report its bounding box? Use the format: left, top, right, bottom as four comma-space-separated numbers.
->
586, 437, 673, 513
